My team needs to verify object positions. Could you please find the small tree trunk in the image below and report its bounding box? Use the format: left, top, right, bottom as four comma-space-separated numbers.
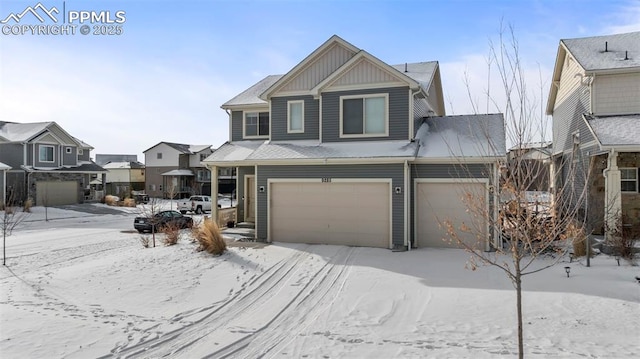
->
516, 270, 524, 359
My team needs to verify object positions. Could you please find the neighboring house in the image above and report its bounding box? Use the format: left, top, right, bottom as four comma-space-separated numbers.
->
204, 35, 506, 250
0, 162, 9, 206
547, 31, 640, 235
103, 161, 145, 197
143, 142, 213, 198
0, 121, 106, 206
96, 154, 138, 166
507, 141, 552, 191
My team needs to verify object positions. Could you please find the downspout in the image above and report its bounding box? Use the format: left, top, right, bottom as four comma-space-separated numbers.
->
404, 159, 410, 251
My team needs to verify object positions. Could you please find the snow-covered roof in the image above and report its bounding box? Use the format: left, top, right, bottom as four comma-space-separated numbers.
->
222, 75, 283, 108
585, 114, 640, 147
562, 31, 640, 71
391, 62, 437, 92
204, 114, 505, 164
161, 169, 194, 176
144, 142, 211, 154
0, 121, 52, 142
189, 145, 212, 153
416, 114, 506, 158
103, 161, 145, 169
0, 162, 11, 170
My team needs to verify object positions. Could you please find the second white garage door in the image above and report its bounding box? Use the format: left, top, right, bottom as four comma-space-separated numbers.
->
270, 181, 391, 248
416, 181, 487, 249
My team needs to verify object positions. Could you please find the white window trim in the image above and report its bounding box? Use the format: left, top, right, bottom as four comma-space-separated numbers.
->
287, 100, 305, 134
65, 147, 73, 154
243, 111, 270, 139
620, 167, 638, 193
339, 93, 389, 138
39, 145, 55, 163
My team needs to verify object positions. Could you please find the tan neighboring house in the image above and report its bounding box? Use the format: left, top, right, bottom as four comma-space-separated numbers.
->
103, 161, 145, 197
0, 162, 9, 206
143, 142, 213, 199
547, 31, 640, 235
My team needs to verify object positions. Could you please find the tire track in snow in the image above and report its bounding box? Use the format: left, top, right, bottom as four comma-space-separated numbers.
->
109, 246, 313, 358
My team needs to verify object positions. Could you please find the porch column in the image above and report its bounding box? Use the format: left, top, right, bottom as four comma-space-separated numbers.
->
211, 165, 218, 225
603, 150, 621, 240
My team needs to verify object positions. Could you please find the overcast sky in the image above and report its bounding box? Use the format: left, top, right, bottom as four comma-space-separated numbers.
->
1, 0, 639, 161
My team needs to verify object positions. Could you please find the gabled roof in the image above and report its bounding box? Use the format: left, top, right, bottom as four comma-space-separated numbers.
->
584, 113, 640, 149
0, 162, 11, 171
546, 31, 640, 115
221, 75, 283, 109
0, 121, 90, 149
143, 142, 211, 154
563, 31, 640, 72
259, 35, 360, 100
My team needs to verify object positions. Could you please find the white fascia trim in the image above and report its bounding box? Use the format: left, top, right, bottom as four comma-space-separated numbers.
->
222, 103, 269, 111
411, 157, 505, 164
320, 82, 407, 94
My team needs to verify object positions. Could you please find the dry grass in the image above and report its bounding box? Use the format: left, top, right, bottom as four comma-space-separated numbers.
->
140, 235, 151, 248
23, 198, 33, 213
568, 221, 589, 257
105, 195, 119, 206
162, 223, 181, 246
123, 198, 136, 207
196, 218, 226, 255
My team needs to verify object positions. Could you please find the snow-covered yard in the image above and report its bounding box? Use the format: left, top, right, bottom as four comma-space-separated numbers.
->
1, 205, 639, 358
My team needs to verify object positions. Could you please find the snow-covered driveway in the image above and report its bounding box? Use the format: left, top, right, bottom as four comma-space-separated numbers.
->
1, 206, 639, 358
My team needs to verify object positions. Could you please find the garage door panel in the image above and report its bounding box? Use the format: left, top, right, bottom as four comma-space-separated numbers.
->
271, 182, 390, 248
36, 181, 78, 206
417, 182, 486, 249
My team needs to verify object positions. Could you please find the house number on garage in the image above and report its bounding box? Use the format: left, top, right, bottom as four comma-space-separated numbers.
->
321, 178, 332, 183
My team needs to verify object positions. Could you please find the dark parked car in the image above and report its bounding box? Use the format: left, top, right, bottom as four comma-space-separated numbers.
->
134, 210, 193, 233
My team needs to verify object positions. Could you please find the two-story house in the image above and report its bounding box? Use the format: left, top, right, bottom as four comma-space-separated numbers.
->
547, 31, 640, 236
0, 121, 106, 206
103, 161, 146, 197
204, 35, 506, 250
143, 142, 214, 199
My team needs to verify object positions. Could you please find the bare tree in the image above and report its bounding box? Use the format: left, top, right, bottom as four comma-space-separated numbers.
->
441, 25, 589, 358
1, 192, 30, 265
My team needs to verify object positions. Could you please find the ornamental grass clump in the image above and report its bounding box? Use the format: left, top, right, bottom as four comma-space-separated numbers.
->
196, 218, 226, 255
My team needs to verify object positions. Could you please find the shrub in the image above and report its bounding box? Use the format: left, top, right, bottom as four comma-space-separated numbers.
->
123, 198, 136, 207
196, 218, 226, 255
605, 215, 636, 260
567, 221, 589, 257
23, 198, 33, 213
105, 195, 119, 206
162, 222, 180, 246
140, 235, 150, 248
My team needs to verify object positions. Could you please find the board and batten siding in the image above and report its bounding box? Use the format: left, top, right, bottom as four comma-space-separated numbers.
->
409, 163, 494, 247
270, 95, 320, 141
256, 164, 405, 246
321, 86, 410, 142
593, 72, 640, 115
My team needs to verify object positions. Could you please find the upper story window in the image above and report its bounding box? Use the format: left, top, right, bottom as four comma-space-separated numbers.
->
65, 147, 73, 154
197, 169, 211, 182
287, 100, 304, 133
621, 168, 638, 192
340, 94, 388, 138
39, 145, 54, 162
244, 111, 269, 138
157, 153, 163, 159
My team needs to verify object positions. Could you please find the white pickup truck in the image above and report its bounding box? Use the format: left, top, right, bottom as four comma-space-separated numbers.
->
177, 195, 213, 214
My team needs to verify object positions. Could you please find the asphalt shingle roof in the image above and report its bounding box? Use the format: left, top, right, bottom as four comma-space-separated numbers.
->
222, 75, 283, 108
585, 114, 640, 146
562, 31, 640, 71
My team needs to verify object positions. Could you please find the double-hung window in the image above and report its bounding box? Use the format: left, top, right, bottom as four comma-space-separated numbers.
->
288, 100, 304, 133
340, 94, 388, 137
39, 145, 54, 162
621, 168, 638, 192
245, 111, 269, 137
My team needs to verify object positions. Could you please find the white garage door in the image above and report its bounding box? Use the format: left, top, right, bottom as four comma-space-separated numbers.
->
270, 181, 391, 248
416, 181, 487, 249
36, 181, 78, 206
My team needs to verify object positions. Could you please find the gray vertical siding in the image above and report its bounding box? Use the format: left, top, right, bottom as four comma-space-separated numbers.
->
553, 87, 592, 154
0, 143, 24, 168
62, 147, 76, 166
410, 163, 495, 247
231, 111, 244, 142
322, 86, 410, 142
236, 166, 255, 221
256, 164, 405, 247
270, 95, 320, 141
